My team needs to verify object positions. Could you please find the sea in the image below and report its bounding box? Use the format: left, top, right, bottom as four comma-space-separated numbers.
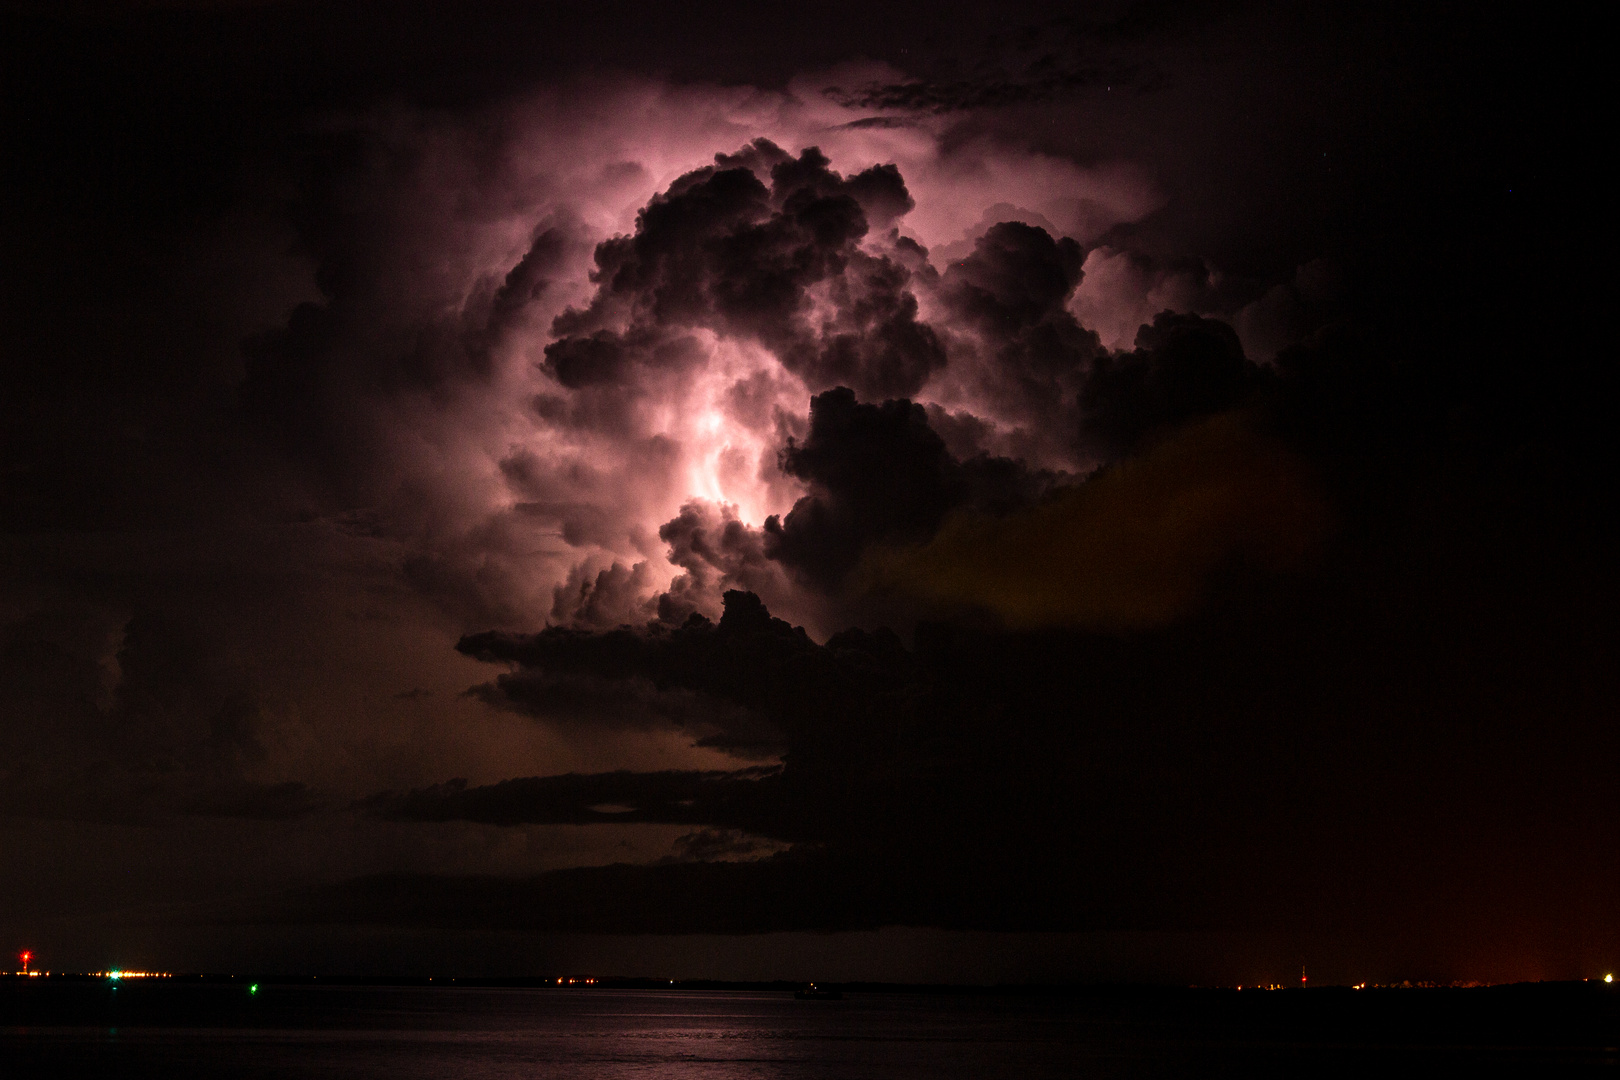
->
2, 980, 1615, 1077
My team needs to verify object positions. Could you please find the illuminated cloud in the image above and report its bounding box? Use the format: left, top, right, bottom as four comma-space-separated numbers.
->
221, 77, 1193, 642
4, 1, 1598, 981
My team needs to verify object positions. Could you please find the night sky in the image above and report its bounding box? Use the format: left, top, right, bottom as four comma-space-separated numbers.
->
1, 1, 1608, 985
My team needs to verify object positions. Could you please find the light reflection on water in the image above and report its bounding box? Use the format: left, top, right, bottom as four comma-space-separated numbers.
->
0, 985, 1605, 1078
6, 988, 1129, 1079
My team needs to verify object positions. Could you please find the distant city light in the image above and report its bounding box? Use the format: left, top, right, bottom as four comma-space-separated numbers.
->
1607, 974, 1614, 983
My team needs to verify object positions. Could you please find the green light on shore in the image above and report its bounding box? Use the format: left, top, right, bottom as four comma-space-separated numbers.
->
250, 984, 258, 994
108, 971, 121, 980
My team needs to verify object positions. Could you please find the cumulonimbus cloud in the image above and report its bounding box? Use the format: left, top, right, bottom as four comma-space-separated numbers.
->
232, 73, 1224, 642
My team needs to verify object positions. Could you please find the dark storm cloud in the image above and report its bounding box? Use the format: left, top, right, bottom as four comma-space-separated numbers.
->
1069, 247, 1275, 354
945, 222, 1086, 327
458, 589, 860, 758
656, 500, 779, 625
937, 221, 1104, 444
816, 4, 1183, 116
341, 588, 1117, 932
361, 767, 778, 829
761, 388, 1059, 590
764, 391, 961, 588
823, 66, 1132, 114
548, 560, 659, 630
1077, 310, 1259, 458
543, 142, 945, 403
463, 664, 781, 754
829, 115, 918, 131
474, 224, 578, 368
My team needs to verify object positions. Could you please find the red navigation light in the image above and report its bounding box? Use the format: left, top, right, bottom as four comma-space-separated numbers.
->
19, 951, 31, 974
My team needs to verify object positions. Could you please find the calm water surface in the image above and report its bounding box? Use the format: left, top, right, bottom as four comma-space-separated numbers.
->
3, 984, 1614, 1077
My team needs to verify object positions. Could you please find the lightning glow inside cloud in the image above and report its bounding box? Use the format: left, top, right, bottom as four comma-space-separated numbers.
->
295, 71, 1189, 640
